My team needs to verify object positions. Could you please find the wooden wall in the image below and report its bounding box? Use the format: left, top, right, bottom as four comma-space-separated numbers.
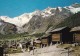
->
35, 43, 41, 48
52, 33, 60, 42
41, 38, 48, 44
74, 33, 80, 42
34, 42, 41, 48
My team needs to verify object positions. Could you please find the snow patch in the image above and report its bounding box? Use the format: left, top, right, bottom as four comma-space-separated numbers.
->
0, 13, 32, 27
70, 7, 80, 13
57, 7, 62, 12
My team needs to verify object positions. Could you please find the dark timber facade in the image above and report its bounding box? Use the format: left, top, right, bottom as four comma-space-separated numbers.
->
71, 26, 80, 43
41, 34, 51, 47
50, 27, 73, 44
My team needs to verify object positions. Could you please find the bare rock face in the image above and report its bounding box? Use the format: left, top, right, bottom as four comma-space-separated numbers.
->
0, 20, 17, 35
23, 7, 72, 34
56, 12, 80, 28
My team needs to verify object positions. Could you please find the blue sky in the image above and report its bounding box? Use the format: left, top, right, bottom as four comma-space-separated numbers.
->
0, 0, 80, 17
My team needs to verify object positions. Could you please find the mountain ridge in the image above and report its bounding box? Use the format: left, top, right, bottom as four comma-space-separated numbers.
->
0, 3, 80, 34
0, 3, 80, 27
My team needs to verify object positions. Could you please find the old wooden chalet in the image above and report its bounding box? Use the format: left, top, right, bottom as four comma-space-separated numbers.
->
33, 38, 41, 48
70, 26, 80, 43
50, 27, 73, 44
41, 34, 51, 47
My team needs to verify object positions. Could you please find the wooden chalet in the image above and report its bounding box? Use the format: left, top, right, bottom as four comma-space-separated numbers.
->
70, 26, 80, 43
33, 38, 41, 48
50, 27, 73, 44
41, 34, 51, 47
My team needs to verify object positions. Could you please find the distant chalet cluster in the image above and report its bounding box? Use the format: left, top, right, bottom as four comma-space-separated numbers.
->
0, 26, 80, 56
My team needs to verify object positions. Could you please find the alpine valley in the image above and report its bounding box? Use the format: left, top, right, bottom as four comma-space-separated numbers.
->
0, 3, 80, 36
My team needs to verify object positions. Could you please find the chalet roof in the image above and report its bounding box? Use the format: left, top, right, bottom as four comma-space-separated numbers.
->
50, 27, 67, 32
34, 38, 40, 40
71, 26, 80, 32
42, 33, 50, 37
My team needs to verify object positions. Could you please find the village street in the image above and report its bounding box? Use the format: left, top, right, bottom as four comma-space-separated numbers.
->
6, 44, 78, 56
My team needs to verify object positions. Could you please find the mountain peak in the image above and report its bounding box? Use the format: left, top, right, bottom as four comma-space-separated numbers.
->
71, 3, 80, 8
0, 3, 80, 27
72, 3, 80, 5
32, 10, 41, 16
56, 7, 62, 12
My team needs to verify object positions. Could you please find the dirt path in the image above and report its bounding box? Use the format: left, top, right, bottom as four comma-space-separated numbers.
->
6, 44, 77, 56
7, 52, 31, 56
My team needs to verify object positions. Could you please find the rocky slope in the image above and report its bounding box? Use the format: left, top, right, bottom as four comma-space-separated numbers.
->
0, 20, 17, 34
56, 12, 80, 28
23, 7, 72, 34
22, 3, 80, 34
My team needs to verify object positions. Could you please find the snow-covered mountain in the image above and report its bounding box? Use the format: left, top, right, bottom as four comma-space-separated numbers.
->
0, 13, 33, 27
0, 3, 80, 34
0, 3, 80, 27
